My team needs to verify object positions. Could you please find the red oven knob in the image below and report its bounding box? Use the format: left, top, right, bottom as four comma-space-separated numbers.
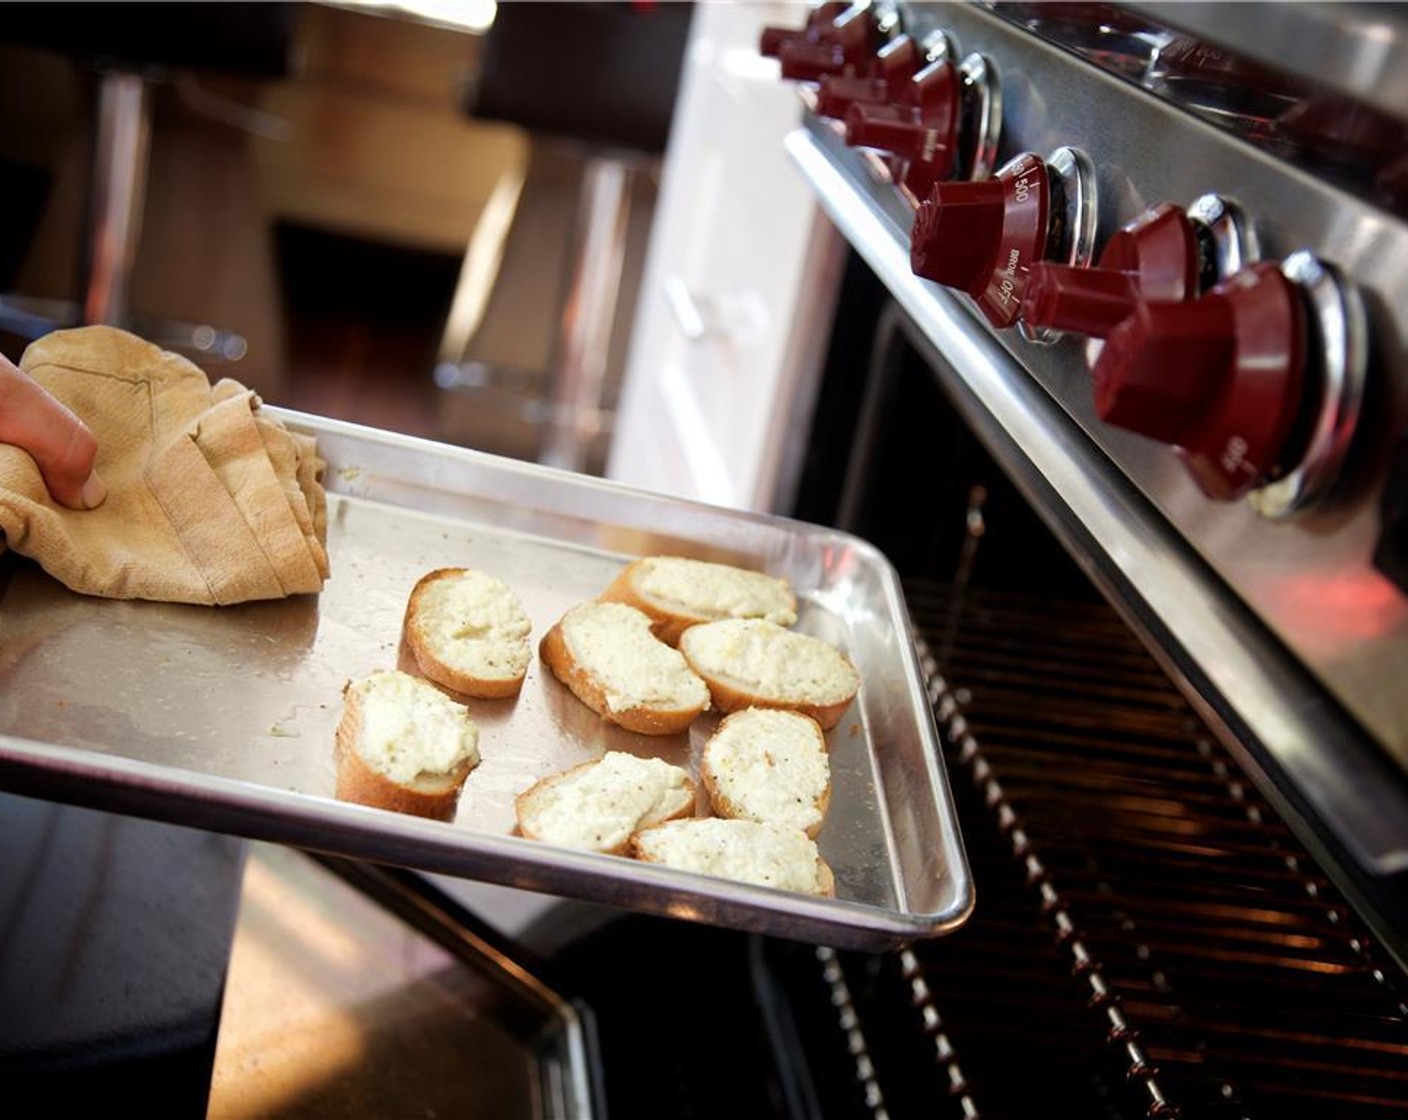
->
1092, 263, 1307, 500
759, 2, 851, 57
764, 4, 892, 81
1022, 204, 1197, 336
844, 51, 1003, 196
779, 39, 858, 82
910, 147, 1095, 329
845, 58, 962, 191
815, 33, 927, 117
1022, 195, 1257, 338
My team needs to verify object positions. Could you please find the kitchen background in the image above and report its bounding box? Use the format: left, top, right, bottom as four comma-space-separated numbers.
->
0, 1, 832, 503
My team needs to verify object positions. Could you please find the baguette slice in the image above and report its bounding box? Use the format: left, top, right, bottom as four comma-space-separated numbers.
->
515, 751, 697, 854
600, 556, 798, 645
404, 568, 532, 698
701, 708, 832, 838
335, 669, 481, 821
630, 818, 835, 897
540, 601, 710, 735
679, 619, 859, 730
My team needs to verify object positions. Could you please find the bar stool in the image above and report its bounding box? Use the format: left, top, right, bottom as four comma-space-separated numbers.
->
443, 0, 693, 473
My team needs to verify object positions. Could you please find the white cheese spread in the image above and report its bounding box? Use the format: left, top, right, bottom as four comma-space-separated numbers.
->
635, 818, 826, 894
416, 570, 532, 680
681, 619, 858, 704
354, 669, 480, 784
704, 709, 829, 833
561, 601, 709, 714
636, 557, 797, 626
525, 752, 694, 851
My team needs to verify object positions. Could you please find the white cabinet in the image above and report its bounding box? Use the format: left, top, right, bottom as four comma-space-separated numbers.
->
607, 2, 844, 512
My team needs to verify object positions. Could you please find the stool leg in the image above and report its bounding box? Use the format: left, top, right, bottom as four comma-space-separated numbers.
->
83, 71, 151, 327
538, 157, 634, 473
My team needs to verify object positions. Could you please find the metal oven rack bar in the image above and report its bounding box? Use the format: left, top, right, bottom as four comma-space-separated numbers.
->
754, 581, 1408, 1117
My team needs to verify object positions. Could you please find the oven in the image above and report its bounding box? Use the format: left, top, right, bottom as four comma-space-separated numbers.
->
545, 2, 1408, 1116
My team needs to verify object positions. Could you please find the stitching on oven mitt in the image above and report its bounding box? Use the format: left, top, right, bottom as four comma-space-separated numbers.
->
0, 325, 328, 605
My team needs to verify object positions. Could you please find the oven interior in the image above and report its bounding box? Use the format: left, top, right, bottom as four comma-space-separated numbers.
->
535, 262, 1408, 1119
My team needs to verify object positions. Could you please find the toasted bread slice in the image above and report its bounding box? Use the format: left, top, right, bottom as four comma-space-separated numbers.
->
404, 568, 532, 698
335, 669, 481, 820
700, 708, 832, 838
540, 601, 709, 735
630, 818, 835, 897
600, 556, 798, 645
515, 751, 697, 854
678, 619, 859, 730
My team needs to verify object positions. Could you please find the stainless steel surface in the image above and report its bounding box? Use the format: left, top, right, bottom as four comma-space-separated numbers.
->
920, 28, 955, 65
539, 157, 632, 473
84, 71, 149, 327
785, 123, 1408, 883
1250, 251, 1368, 520
1047, 145, 1097, 272
890, 5, 1408, 769
318, 855, 596, 1120
957, 52, 1001, 181
1128, 1, 1408, 127
0, 411, 971, 950
1018, 144, 1096, 346
1187, 191, 1257, 281
785, 0, 1408, 854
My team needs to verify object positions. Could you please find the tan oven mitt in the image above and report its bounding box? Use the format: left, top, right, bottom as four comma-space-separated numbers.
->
0, 326, 329, 605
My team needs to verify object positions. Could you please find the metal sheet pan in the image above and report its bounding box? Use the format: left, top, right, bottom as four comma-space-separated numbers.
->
0, 411, 972, 949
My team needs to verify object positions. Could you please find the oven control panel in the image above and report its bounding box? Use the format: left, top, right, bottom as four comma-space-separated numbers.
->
766, 0, 1377, 516
1087, 257, 1348, 505
910, 147, 1095, 330
764, 1, 1408, 846
1022, 195, 1254, 334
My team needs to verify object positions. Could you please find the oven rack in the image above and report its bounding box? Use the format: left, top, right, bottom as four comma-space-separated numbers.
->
762, 581, 1408, 1118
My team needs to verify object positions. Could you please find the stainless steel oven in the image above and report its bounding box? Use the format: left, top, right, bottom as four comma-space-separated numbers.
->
542, 1, 1408, 1115
777, 0, 1408, 949
658, 1, 1408, 1115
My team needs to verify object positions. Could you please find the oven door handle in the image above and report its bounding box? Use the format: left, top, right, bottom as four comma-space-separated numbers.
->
662, 274, 710, 341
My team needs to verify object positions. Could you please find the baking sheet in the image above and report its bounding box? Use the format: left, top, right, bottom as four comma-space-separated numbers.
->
0, 411, 972, 949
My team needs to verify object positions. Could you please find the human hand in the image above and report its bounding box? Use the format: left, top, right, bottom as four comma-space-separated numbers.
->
0, 352, 106, 509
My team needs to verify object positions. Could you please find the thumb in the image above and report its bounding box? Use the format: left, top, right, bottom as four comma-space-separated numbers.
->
0, 357, 106, 510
